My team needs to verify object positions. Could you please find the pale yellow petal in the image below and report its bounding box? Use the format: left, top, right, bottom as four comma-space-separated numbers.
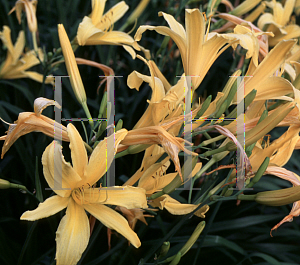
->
185, 9, 205, 89
83, 30, 135, 46
251, 76, 294, 101
34, 97, 61, 116
90, 0, 106, 25
84, 129, 128, 186
135, 25, 187, 69
67, 123, 88, 178
282, 0, 295, 26
77, 16, 104, 46
82, 185, 147, 209
56, 199, 90, 265
244, 40, 296, 97
158, 11, 186, 39
84, 204, 141, 247
122, 45, 136, 59
101, 1, 129, 26
42, 141, 82, 197
269, 25, 300, 47
21, 195, 69, 221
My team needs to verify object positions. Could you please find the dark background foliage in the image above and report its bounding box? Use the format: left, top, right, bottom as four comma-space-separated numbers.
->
0, 0, 300, 264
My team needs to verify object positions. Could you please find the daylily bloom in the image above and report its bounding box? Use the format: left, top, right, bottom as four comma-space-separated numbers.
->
0, 26, 53, 83
135, 9, 269, 90
258, 0, 300, 46
21, 123, 147, 265
76, 0, 140, 59
128, 55, 188, 129
0, 98, 68, 159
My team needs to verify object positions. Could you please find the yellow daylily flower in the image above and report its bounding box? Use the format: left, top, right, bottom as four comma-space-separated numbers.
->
135, 9, 269, 90
258, 0, 300, 46
0, 97, 69, 159
76, 0, 140, 59
0, 26, 53, 83
21, 123, 147, 265
128, 55, 187, 129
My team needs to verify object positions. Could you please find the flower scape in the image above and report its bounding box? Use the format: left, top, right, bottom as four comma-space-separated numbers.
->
1, 0, 300, 264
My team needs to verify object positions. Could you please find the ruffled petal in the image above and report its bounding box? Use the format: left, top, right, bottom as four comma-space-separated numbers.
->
21, 195, 69, 221
83, 129, 128, 186
82, 185, 147, 209
56, 199, 90, 265
42, 141, 82, 197
84, 204, 141, 247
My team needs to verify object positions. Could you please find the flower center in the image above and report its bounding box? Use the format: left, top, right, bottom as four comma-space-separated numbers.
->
72, 187, 86, 205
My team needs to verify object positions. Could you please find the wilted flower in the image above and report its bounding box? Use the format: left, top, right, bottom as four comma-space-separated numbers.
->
0, 97, 69, 159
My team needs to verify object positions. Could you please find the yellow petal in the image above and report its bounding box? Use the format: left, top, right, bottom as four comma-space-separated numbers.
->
67, 123, 88, 178
122, 45, 136, 59
34, 97, 61, 116
185, 9, 205, 89
158, 11, 186, 39
135, 25, 187, 68
90, 0, 106, 25
56, 199, 90, 265
42, 141, 82, 197
251, 76, 294, 101
21, 195, 69, 221
100, 1, 129, 26
86, 30, 135, 46
84, 129, 128, 186
281, 0, 295, 26
269, 25, 300, 47
77, 16, 104, 46
82, 185, 147, 208
152, 194, 209, 218
244, 40, 296, 97
84, 203, 141, 247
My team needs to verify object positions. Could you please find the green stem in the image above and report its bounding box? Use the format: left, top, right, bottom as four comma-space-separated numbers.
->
82, 101, 94, 129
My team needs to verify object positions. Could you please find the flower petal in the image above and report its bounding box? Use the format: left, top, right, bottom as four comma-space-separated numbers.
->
90, 0, 106, 25
42, 141, 82, 197
158, 11, 186, 39
83, 185, 148, 209
56, 199, 90, 265
84, 204, 141, 248
185, 9, 205, 89
77, 16, 104, 46
21, 195, 69, 221
84, 129, 128, 186
67, 123, 88, 178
